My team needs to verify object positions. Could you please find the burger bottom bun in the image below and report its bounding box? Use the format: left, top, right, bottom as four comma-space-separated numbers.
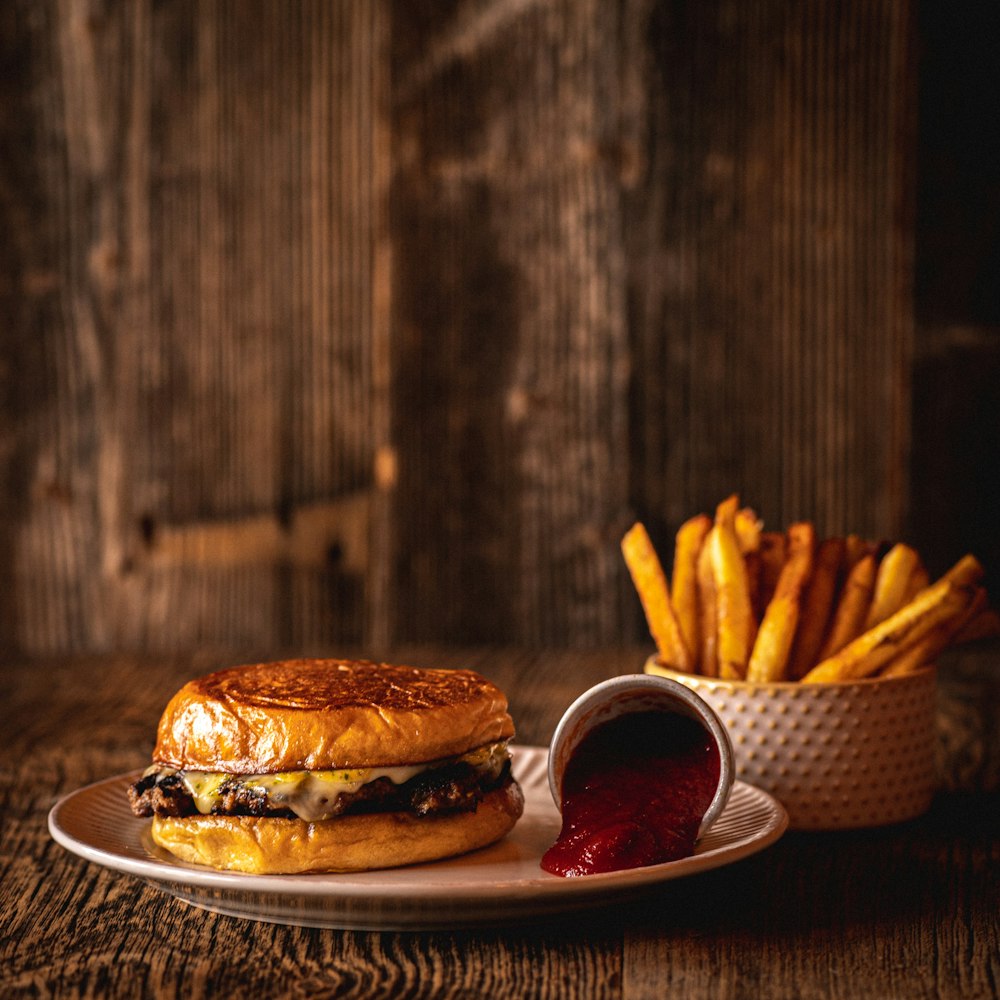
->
150, 780, 525, 874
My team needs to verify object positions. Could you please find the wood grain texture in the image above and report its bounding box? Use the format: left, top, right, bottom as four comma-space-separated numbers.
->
0, 0, 387, 655
0, 0, 928, 656
391, 0, 634, 647
3, 645, 998, 999
626, 0, 914, 541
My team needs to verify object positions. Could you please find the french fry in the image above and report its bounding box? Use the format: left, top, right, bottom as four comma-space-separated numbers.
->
865, 543, 921, 628
696, 531, 719, 676
802, 556, 985, 683
943, 553, 986, 587
621, 522, 693, 672
881, 587, 987, 677
746, 523, 816, 682
844, 534, 875, 569
879, 556, 988, 676
622, 496, 993, 688
788, 535, 845, 679
735, 506, 763, 622
953, 607, 1000, 644
672, 514, 711, 667
756, 531, 787, 619
817, 553, 877, 660
735, 507, 762, 553
803, 585, 970, 683
902, 562, 930, 602
711, 495, 755, 680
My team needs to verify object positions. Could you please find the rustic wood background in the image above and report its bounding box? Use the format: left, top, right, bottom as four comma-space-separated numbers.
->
1, 0, 996, 656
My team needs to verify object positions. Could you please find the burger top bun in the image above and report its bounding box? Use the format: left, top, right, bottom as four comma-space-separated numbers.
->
152, 658, 516, 774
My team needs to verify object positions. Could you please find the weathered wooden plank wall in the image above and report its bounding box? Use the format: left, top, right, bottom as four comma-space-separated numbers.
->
391, 0, 635, 645
1, 0, 389, 654
626, 0, 913, 541
390, 0, 915, 644
0, 0, 939, 656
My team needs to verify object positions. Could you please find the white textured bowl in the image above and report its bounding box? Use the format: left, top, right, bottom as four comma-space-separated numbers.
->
548, 673, 734, 840
645, 656, 938, 830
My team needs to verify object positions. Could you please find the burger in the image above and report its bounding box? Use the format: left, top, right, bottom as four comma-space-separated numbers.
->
127, 658, 523, 874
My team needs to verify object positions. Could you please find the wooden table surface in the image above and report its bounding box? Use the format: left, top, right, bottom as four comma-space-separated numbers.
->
3, 645, 999, 999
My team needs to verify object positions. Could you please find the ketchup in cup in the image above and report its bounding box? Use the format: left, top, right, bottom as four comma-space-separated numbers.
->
542, 675, 732, 878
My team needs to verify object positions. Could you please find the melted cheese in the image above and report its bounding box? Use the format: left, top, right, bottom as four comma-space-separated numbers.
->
147, 741, 509, 822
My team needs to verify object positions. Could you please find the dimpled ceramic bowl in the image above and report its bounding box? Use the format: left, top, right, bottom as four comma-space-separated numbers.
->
548, 673, 734, 839
645, 656, 938, 830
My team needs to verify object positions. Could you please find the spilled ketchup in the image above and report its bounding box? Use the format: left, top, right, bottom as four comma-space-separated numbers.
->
541, 711, 720, 877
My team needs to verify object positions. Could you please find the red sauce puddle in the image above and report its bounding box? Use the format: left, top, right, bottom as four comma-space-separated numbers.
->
541, 711, 721, 877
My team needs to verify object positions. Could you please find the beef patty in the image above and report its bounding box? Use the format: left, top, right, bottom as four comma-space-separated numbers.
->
128, 759, 513, 821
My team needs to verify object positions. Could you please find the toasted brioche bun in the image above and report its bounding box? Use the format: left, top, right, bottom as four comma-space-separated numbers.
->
151, 780, 525, 874
153, 658, 515, 772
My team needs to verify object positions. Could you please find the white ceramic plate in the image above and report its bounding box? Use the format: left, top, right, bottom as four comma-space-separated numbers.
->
48, 745, 787, 930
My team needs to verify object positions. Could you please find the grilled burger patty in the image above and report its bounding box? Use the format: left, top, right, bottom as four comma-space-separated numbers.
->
128, 751, 513, 822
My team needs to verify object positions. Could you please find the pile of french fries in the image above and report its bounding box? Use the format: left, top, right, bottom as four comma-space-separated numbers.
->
623, 494, 997, 684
